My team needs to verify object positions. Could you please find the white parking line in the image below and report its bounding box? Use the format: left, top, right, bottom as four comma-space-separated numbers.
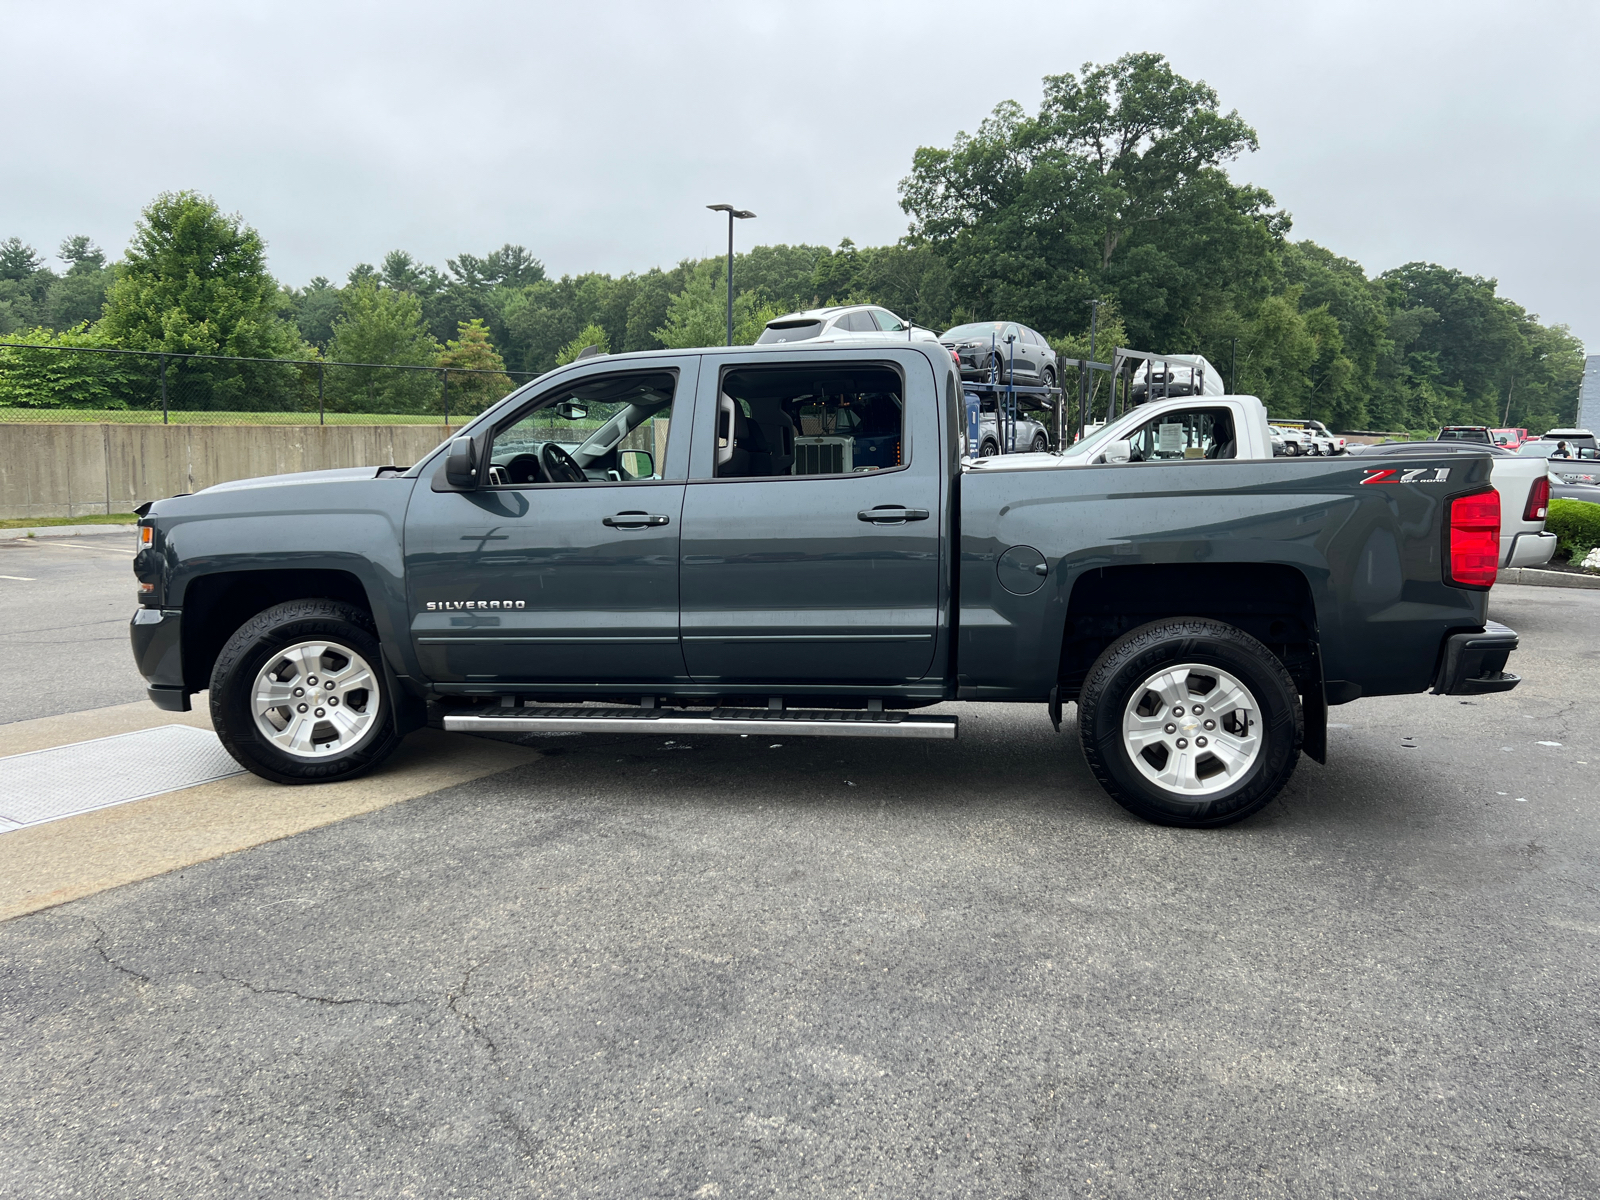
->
36, 541, 136, 557
0, 575, 36, 581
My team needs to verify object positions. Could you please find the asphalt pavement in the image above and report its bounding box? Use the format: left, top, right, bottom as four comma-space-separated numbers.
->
1, 554, 1597, 1197
0, 531, 147, 722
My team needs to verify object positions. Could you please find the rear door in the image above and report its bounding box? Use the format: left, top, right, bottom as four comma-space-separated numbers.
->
404, 359, 697, 687
1003, 323, 1030, 379
676, 349, 944, 685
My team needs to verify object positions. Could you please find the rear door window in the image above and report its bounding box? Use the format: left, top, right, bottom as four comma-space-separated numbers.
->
714, 364, 905, 478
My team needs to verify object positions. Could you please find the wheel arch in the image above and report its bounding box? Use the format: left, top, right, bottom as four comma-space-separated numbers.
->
180, 568, 375, 694
1060, 562, 1326, 762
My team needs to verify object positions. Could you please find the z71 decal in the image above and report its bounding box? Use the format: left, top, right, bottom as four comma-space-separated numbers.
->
1361, 467, 1451, 485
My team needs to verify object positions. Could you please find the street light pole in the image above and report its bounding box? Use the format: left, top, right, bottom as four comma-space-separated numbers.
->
1085, 298, 1101, 432
707, 204, 756, 346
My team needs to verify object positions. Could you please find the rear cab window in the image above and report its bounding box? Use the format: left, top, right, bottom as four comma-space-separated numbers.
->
1127, 406, 1237, 461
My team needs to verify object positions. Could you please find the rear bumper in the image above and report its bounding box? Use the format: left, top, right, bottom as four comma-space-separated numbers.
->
130, 607, 190, 710
1431, 621, 1520, 695
1504, 531, 1557, 569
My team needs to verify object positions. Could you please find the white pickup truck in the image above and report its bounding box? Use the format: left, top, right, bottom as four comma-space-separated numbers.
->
971, 392, 1276, 468
969, 393, 1555, 569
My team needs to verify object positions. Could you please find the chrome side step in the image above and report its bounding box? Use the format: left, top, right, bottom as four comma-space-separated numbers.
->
443, 705, 958, 740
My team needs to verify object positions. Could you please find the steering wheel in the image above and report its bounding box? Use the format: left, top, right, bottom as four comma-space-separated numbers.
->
541, 443, 587, 484
505, 453, 542, 484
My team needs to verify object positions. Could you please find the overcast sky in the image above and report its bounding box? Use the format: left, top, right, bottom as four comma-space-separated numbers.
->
4, 0, 1597, 347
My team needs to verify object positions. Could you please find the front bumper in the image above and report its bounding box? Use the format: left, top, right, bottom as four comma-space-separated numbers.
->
130, 607, 190, 711
1431, 620, 1520, 695
1504, 530, 1557, 569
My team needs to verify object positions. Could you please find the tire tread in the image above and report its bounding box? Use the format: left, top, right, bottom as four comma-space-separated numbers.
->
1078, 617, 1302, 828
209, 598, 400, 786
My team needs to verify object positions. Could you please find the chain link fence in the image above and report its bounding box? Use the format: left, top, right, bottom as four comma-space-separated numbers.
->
0, 342, 538, 428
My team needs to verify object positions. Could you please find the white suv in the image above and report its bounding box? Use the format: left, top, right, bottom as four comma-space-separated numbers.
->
757, 305, 939, 345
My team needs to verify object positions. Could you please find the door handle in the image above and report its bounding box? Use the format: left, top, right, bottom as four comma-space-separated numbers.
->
603, 512, 670, 529
857, 506, 929, 524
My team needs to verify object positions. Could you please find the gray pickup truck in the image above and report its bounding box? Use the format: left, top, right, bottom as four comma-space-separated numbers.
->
130, 340, 1520, 827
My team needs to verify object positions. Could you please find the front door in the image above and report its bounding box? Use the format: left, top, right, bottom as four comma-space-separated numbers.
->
405, 361, 697, 687
676, 351, 944, 686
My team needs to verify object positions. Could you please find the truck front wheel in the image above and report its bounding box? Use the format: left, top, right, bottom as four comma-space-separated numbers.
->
210, 599, 401, 785
1077, 618, 1302, 827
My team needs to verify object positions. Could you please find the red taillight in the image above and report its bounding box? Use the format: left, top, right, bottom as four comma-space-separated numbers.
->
1447, 490, 1499, 588
1522, 476, 1550, 522
950, 349, 961, 364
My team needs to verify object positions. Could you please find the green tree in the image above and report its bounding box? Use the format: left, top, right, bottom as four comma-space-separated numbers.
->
849, 243, 956, 330
325, 277, 440, 412
900, 53, 1285, 349
0, 237, 53, 334
97, 192, 305, 409
99, 192, 301, 358
437, 318, 513, 415
286, 276, 343, 350
45, 236, 113, 331
654, 262, 779, 348
555, 322, 610, 366
0, 324, 143, 409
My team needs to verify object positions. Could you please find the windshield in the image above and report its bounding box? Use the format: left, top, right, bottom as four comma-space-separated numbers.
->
942, 322, 1005, 341
1066, 419, 1129, 458
756, 320, 823, 344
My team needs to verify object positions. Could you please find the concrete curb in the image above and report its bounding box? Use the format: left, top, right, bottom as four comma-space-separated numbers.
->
2, 524, 137, 541
1499, 567, 1600, 589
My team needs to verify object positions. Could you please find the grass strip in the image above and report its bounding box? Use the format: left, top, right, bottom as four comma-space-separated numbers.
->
0, 513, 138, 529
0, 409, 454, 426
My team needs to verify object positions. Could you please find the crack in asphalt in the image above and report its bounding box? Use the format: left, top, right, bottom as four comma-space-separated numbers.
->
446, 959, 501, 1056
89, 918, 421, 1009
211, 971, 421, 1009
90, 921, 152, 985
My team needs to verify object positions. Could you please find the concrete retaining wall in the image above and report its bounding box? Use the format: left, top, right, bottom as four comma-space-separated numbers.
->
0, 423, 452, 519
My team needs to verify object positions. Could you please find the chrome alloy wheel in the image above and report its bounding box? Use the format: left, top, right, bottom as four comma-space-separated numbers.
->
251, 640, 381, 758
1121, 663, 1262, 797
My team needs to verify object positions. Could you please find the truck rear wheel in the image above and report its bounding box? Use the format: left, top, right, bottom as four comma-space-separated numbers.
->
210, 599, 401, 785
1077, 618, 1302, 827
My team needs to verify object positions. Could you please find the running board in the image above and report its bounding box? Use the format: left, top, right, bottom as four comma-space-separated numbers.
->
443, 705, 958, 740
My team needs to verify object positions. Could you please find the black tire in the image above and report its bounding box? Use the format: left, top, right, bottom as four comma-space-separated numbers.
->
1030, 434, 1049, 453
210, 598, 401, 785
1077, 617, 1302, 828
979, 439, 999, 458
1042, 366, 1056, 390
991, 353, 1008, 384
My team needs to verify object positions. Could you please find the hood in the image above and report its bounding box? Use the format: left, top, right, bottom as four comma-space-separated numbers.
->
198, 466, 399, 494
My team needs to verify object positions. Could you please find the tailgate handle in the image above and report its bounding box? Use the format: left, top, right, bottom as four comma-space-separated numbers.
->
603, 512, 670, 529
858, 506, 929, 524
